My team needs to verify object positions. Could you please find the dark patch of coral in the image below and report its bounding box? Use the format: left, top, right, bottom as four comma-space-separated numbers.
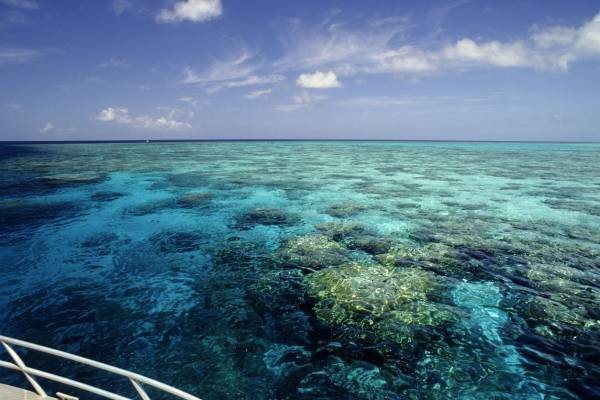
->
91, 191, 125, 202
234, 207, 300, 229
324, 203, 368, 218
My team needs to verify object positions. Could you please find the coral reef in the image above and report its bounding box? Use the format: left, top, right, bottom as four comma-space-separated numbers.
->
0, 199, 80, 232
278, 234, 348, 271
91, 191, 125, 202
314, 221, 367, 241
234, 207, 300, 229
125, 199, 175, 216
175, 191, 214, 208
325, 202, 368, 218
40, 173, 107, 188
307, 262, 454, 341
346, 235, 395, 255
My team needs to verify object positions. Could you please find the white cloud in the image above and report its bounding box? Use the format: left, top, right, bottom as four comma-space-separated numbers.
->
94, 107, 191, 130
170, 11, 600, 97
522, 13, 600, 70
296, 71, 341, 89
95, 107, 132, 124
98, 57, 129, 68
275, 12, 600, 77
531, 26, 578, 49
373, 47, 437, 73
156, 0, 222, 23
244, 88, 272, 99
370, 37, 547, 74
134, 115, 191, 130
441, 39, 534, 68
39, 122, 54, 133
573, 13, 600, 55
0, 0, 39, 9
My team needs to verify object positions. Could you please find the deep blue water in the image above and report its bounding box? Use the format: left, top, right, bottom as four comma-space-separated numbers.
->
0, 142, 599, 400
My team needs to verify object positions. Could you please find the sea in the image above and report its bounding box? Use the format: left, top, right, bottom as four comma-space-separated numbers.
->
0, 141, 599, 399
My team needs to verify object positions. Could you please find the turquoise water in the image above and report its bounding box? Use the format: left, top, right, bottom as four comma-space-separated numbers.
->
0, 141, 599, 399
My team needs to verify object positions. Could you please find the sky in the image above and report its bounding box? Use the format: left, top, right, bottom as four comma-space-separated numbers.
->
1, 0, 600, 141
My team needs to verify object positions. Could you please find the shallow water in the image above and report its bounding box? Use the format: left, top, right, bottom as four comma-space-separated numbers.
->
0, 141, 599, 400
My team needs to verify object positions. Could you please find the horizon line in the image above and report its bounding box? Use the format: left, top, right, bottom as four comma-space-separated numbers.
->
1, 139, 600, 145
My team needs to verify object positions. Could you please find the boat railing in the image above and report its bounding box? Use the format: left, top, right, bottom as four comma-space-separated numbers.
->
0, 335, 202, 400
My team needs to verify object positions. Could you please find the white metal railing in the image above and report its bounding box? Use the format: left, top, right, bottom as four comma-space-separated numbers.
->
0, 335, 203, 400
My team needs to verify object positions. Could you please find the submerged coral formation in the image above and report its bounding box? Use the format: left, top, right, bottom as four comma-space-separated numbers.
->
346, 235, 395, 255
91, 191, 125, 202
0, 199, 80, 233
307, 262, 456, 342
315, 221, 367, 240
125, 198, 175, 216
40, 173, 107, 188
278, 234, 348, 271
125, 192, 214, 215
325, 202, 368, 218
175, 191, 214, 208
234, 207, 300, 229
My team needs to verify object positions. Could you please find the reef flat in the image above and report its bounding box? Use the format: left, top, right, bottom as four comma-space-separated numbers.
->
0, 141, 599, 399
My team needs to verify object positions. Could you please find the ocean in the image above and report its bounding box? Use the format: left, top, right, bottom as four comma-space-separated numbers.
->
1, 141, 599, 399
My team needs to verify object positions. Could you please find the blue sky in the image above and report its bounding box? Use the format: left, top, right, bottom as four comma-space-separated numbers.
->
1, 0, 600, 141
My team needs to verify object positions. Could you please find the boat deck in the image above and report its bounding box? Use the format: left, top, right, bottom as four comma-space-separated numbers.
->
0, 384, 57, 400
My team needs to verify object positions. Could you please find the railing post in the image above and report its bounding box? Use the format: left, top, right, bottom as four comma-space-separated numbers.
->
130, 378, 151, 400
1, 340, 48, 398
56, 392, 79, 400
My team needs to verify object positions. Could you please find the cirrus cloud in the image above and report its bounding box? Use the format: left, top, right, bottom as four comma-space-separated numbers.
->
180, 49, 256, 84
180, 48, 287, 92
277, 12, 600, 77
244, 88, 272, 99
0, 46, 41, 64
